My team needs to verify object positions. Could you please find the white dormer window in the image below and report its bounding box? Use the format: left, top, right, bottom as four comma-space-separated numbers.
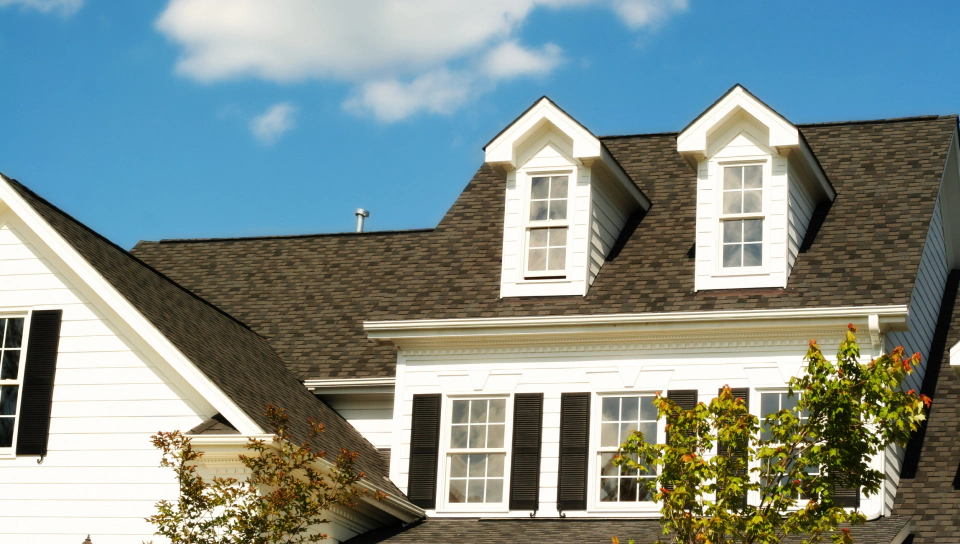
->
720, 165, 764, 269
526, 175, 570, 278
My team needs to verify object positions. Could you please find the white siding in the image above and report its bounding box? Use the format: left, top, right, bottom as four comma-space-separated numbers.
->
0, 220, 208, 544
588, 183, 629, 285
318, 394, 394, 449
786, 167, 815, 277
883, 197, 951, 513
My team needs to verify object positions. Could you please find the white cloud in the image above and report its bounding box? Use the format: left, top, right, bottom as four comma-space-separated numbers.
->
0, 0, 82, 16
156, 0, 687, 122
250, 102, 297, 145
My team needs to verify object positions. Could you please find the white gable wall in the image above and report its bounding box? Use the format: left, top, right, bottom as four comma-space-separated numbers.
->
0, 214, 210, 544
589, 175, 631, 285
786, 166, 816, 275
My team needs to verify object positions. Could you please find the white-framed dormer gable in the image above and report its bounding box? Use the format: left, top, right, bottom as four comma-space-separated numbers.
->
486, 97, 651, 298
678, 85, 836, 291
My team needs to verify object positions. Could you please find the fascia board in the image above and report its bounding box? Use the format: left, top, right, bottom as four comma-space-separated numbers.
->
0, 176, 263, 435
678, 86, 799, 154
485, 98, 601, 166
365, 305, 909, 346
951, 340, 960, 380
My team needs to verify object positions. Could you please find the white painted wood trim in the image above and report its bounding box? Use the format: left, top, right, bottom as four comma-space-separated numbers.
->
305, 377, 395, 394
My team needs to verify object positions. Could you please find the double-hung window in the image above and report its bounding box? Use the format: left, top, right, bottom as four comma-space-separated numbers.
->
720, 164, 763, 269
446, 398, 507, 505
525, 175, 570, 278
597, 395, 658, 503
0, 317, 25, 450
759, 391, 814, 497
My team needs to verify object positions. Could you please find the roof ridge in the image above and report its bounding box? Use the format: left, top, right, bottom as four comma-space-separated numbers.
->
0, 174, 260, 336
144, 227, 435, 245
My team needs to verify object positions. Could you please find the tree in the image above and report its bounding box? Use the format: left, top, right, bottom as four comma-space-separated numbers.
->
614, 325, 930, 544
147, 405, 379, 544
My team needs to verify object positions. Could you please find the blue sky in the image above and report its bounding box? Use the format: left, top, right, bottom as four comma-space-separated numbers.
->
0, 0, 957, 248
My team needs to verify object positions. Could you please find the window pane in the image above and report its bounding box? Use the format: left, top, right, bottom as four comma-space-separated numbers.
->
486, 479, 504, 503
548, 227, 567, 246
743, 190, 762, 213
0, 418, 12, 448
550, 176, 568, 198
622, 397, 639, 421
549, 200, 567, 220
452, 401, 469, 424
468, 454, 486, 477
723, 221, 742, 243
620, 476, 638, 501
468, 425, 486, 448
638, 422, 657, 444
487, 454, 504, 477
760, 393, 781, 418
470, 400, 488, 423
529, 201, 548, 221
743, 243, 762, 267
528, 248, 547, 271
620, 421, 638, 444
602, 398, 619, 421
601, 423, 619, 448
0, 351, 19, 381
639, 396, 657, 420
531, 177, 549, 199
3, 318, 23, 349
487, 424, 504, 448
782, 392, 799, 413
529, 229, 548, 247
0, 386, 17, 416
724, 167, 742, 190
450, 454, 468, 477
450, 426, 468, 448
723, 192, 741, 214
600, 453, 618, 476
723, 244, 742, 268
488, 399, 506, 423
744, 165, 762, 188
467, 479, 485, 502
743, 219, 763, 242
547, 248, 566, 271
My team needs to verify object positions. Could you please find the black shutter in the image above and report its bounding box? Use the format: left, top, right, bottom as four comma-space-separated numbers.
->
557, 392, 590, 511
509, 393, 543, 511
717, 388, 749, 507
834, 478, 860, 508
663, 390, 698, 491
16, 310, 62, 457
407, 394, 441, 508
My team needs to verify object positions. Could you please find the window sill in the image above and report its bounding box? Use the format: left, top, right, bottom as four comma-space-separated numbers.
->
713, 266, 768, 277
436, 505, 510, 515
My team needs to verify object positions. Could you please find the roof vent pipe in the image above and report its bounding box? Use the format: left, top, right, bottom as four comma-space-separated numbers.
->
355, 208, 370, 233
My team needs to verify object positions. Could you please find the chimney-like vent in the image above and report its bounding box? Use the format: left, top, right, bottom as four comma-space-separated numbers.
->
355, 208, 370, 232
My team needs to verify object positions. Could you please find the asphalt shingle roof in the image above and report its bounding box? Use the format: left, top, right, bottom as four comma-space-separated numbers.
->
131, 115, 958, 382
0, 175, 403, 499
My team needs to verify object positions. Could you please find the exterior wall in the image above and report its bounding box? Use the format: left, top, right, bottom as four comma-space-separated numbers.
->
588, 180, 630, 285
694, 113, 790, 291
319, 393, 394, 450
786, 167, 816, 276
389, 329, 884, 520
0, 217, 209, 544
883, 196, 950, 513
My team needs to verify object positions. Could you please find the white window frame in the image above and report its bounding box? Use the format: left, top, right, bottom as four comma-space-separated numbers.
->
751, 388, 818, 508
715, 159, 770, 276
522, 170, 572, 280
0, 310, 32, 460
590, 392, 664, 513
436, 393, 513, 513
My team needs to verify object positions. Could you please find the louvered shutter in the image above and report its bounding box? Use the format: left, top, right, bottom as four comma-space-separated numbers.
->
407, 394, 441, 508
834, 477, 860, 508
16, 310, 62, 457
664, 390, 698, 491
509, 393, 543, 511
557, 392, 590, 511
717, 388, 749, 507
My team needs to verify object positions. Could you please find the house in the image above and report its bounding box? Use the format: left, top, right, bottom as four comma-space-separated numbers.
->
1, 85, 959, 543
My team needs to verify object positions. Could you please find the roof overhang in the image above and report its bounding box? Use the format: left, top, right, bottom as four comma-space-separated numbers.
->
365, 305, 908, 350
305, 377, 396, 395
678, 85, 835, 201
485, 96, 650, 211
950, 340, 960, 380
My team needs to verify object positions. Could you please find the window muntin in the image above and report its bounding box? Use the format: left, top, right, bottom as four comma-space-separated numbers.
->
598, 395, 658, 503
0, 318, 25, 449
525, 174, 570, 278
720, 165, 763, 269
759, 391, 815, 495
447, 398, 507, 505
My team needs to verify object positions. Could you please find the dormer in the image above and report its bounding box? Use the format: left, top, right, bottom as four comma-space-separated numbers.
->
486, 98, 650, 298
678, 85, 836, 291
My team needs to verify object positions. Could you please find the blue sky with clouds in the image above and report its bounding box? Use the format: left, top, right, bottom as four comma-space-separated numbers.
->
1, 1, 958, 248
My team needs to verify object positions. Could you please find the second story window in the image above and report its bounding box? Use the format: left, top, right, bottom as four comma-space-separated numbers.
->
721, 165, 763, 268
598, 395, 658, 503
526, 175, 569, 278
447, 398, 507, 505
0, 317, 25, 450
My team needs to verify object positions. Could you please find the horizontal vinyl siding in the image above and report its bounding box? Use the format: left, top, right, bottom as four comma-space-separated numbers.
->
786, 168, 815, 277
883, 197, 950, 514
319, 394, 394, 449
588, 186, 628, 285
0, 222, 207, 544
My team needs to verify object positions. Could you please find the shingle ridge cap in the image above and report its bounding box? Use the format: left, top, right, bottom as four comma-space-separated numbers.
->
0, 174, 260, 336
147, 227, 435, 245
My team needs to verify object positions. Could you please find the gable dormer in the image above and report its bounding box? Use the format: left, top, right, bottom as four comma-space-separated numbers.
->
678, 85, 835, 291
486, 98, 650, 298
